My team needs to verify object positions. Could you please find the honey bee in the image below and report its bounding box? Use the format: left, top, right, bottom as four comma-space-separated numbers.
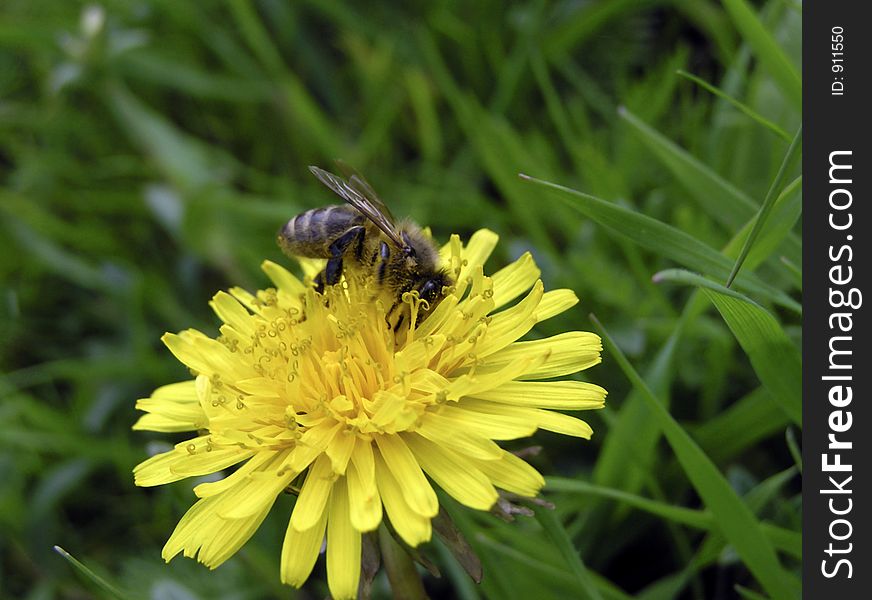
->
278, 166, 452, 330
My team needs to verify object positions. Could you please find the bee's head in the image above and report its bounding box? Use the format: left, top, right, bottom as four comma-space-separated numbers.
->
416, 270, 452, 313
399, 228, 441, 267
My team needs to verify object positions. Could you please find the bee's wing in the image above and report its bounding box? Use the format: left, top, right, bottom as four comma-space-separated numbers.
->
334, 160, 398, 223
308, 166, 405, 248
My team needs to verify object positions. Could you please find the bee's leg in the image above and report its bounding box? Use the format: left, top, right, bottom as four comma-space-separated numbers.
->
376, 241, 390, 284
317, 226, 366, 292
385, 279, 415, 330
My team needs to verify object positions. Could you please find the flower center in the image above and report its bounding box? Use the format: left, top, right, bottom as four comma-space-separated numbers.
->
283, 273, 434, 435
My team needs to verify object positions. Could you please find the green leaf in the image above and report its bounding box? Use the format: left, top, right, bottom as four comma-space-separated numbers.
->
107, 84, 225, 192
786, 428, 802, 474
693, 387, 789, 464
535, 509, 605, 600
653, 269, 801, 426
119, 52, 273, 102
721, 0, 801, 109
618, 107, 757, 229
726, 127, 802, 286
676, 70, 791, 141
590, 313, 687, 509
780, 256, 803, 290
548, 477, 712, 530
548, 477, 800, 560
591, 315, 797, 600
735, 584, 772, 600
54, 546, 130, 599
474, 536, 633, 600
519, 174, 800, 313
725, 176, 802, 271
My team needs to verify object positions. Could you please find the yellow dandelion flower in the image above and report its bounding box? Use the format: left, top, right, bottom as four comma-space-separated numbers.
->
133, 229, 605, 599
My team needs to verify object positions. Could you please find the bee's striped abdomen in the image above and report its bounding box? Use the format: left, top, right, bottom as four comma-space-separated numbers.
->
278, 205, 364, 258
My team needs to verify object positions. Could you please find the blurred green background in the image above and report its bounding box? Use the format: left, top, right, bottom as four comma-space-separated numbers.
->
1, 1, 801, 598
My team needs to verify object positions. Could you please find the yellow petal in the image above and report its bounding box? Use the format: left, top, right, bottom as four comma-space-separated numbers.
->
326, 429, 356, 475
458, 399, 595, 438
535, 289, 578, 321
442, 229, 499, 300
234, 377, 283, 397
445, 352, 549, 400
374, 451, 431, 546
261, 260, 307, 296
218, 452, 296, 519
281, 500, 328, 587
198, 505, 273, 567
470, 450, 545, 497
133, 381, 206, 432
193, 451, 278, 498
415, 413, 502, 459
475, 332, 602, 380
132, 413, 196, 432
347, 445, 382, 532
350, 436, 375, 484
327, 479, 362, 600
458, 229, 499, 277
162, 330, 254, 380
370, 390, 419, 432
472, 380, 607, 410
228, 286, 257, 311
490, 252, 541, 309
290, 454, 335, 531
534, 410, 594, 438
209, 291, 255, 335
295, 256, 326, 281
474, 280, 544, 358
430, 297, 495, 368
435, 404, 538, 440
345, 442, 382, 531
133, 436, 253, 487
162, 494, 273, 569
288, 422, 341, 473
162, 497, 211, 562
410, 294, 460, 339
374, 435, 438, 518
405, 434, 498, 510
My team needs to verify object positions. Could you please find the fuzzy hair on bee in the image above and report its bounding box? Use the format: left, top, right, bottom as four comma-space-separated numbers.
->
278, 166, 452, 330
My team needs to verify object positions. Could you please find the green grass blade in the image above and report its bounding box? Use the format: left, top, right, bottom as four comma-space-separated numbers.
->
786, 428, 803, 474
225, 0, 285, 76
473, 535, 576, 589
652, 269, 801, 426
618, 107, 757, 228
519, 174, 800, 313
548, 477, 799, 559
721, 0, 801, 109
535, 509, 605, 600
692, 387, 789, 464
735, 584, 771, 600
591, 158, 794, 525
780, 256, 802, 289
53, 546, 129, 599
589, 311, 690, 523
725, 176, 802, 271
591, 315, 796, 600
107, 84, 222, 192
547, 477, 711, 529
119, 52, 273, 102
745, 467, 799, 512
726, 127, 802, 286
474, 536, 633, 600
760, 526, 801, 560
676, 70, 791, 141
